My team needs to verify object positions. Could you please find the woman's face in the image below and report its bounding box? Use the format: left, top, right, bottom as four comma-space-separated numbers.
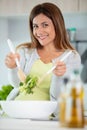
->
33, 13, 56, 47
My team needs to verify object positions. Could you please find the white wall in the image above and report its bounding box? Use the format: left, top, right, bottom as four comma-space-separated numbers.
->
8, 16, 30, 43
0, 18, 8, 85
64, 13, 87, 55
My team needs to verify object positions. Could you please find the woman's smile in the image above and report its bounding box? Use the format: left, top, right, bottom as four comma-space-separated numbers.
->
37, 34, 48, 40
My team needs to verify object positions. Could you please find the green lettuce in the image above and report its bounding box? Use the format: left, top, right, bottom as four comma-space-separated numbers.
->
0, 84, 14, 100
19, 75, 38, 94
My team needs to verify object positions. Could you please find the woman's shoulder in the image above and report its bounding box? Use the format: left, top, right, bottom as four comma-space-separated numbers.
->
66, 50, 81, 68
70, 50, 81, 60
16, 42, 36, 54
60, 49, 80, 60
59, 49, 81, 65
17, 46, 36, 55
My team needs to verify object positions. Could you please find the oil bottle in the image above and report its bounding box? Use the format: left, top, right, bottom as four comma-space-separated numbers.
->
59, 78, 68, 127
59, 69, 85, 128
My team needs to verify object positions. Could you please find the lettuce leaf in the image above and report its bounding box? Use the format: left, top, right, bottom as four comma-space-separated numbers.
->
0, 84, 14, 100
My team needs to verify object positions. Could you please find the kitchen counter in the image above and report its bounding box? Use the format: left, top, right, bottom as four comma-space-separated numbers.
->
0, 117, 87, 130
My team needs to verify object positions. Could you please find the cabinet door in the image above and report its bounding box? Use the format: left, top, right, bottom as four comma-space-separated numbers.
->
79, 0, 87, 12
0, 0, 24, 15
0, 0, 79, 16
18, 0, 79, 13
24, 0, 79, 13
54, 0, 78, 13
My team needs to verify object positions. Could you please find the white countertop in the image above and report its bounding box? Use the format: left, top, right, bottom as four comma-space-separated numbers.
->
0, 117, 87, 130
0, 118, 58, 130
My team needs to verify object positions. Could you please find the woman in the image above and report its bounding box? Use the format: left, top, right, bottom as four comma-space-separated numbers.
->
5, 2, 81, 100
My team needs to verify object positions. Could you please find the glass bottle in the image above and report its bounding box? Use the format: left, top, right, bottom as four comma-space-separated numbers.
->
64, 69, 84, 128
69, 28, 76, 42
59, 78, 68, 127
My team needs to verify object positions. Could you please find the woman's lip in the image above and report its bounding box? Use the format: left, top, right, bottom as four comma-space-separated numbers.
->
37, 35, 48, 40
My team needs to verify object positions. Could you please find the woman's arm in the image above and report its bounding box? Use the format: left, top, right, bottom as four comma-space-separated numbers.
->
50, 51, 81, 101
7, 48, 38, 87
6, 48, 27, 87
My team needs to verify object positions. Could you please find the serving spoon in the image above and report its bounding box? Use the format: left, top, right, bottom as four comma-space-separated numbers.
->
7, 39, 26, 82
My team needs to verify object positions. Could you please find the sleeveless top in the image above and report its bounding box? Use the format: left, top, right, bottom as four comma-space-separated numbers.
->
15, 59, 52, 100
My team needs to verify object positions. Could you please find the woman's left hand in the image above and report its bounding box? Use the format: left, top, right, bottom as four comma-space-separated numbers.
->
53, 61, 66, 76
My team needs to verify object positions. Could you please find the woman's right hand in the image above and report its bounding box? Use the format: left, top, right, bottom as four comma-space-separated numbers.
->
5, 52, 20, 69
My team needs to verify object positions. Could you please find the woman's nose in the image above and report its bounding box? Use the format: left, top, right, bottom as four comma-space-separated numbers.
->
36, 26, 44, 34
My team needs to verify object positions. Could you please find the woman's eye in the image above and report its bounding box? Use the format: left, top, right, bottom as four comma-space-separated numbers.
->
33, 25, 38, 29
43, 24, 48, 27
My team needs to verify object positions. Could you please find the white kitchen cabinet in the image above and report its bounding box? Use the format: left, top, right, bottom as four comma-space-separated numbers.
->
1, 0, 87, 16
0, 0, 26, 16
54, 0, 78, 13
79, 0, 87, 12
0, 0, 79, 16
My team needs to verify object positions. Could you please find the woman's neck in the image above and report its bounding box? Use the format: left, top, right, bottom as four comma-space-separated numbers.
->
37, 48, 64, 64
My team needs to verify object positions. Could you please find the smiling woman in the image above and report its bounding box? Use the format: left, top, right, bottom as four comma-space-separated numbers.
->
5, 2, 81, 101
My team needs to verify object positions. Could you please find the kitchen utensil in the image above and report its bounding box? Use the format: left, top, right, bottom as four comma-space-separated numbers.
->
7, 39, 26, 82
37, 50, 72, 86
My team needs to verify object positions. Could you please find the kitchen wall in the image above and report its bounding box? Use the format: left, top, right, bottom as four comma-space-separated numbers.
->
0, 13, 87, 85
64, 13, 87, 55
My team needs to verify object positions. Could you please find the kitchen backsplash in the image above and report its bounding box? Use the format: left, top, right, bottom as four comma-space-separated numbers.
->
0, 13, 87, 85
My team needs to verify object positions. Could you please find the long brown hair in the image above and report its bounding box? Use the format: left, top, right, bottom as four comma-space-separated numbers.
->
17, 2, 75, 50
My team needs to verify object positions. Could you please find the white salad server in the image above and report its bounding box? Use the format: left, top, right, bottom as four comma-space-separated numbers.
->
7, 39, 26, 82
